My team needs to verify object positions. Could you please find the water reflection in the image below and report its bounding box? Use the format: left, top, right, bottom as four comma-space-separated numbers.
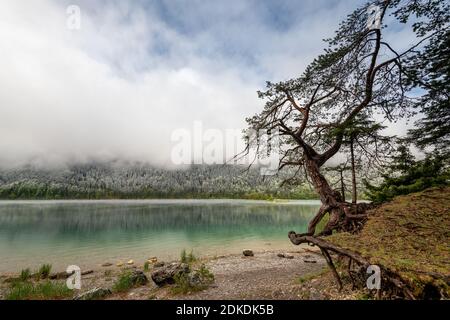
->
0, 200, 320, 272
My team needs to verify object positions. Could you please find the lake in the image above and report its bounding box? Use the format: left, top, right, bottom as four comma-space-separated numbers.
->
0, 200, 320, 273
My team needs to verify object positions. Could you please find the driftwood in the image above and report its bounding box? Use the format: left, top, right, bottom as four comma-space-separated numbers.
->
49, 269, 93, 280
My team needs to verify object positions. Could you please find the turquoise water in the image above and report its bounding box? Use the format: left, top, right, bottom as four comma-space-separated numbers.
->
0, 200, 320, 273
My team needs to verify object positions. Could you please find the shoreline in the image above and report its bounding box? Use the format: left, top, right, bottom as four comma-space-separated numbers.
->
0, 248, 329, 300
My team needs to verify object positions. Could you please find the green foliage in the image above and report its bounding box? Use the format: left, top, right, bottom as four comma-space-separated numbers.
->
365, 152, 449, 203
143, 261, 150, 272
393, 0, 450, 150
112, 270, 147, 293
6, 281, 72, 300
197, 264, 215, 283
171, 264, 214, 295
180, 249, 197, 264
112, 271, 134, 293
19, 268, 31, 282
37, 264, 52, 280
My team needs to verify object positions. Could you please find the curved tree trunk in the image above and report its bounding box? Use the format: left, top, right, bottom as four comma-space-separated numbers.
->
300, 157, 369, 236
304, 158, 342, 235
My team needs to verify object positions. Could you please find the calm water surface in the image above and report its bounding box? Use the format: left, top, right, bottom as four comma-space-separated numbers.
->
0, 200, 320, 273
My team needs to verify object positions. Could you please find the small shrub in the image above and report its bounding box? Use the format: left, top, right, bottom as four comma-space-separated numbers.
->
6, 281, 72, 300
144, 261, 150, 272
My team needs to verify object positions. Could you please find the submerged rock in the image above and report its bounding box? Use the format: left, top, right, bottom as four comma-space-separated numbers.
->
74, 287, 112, 300
102, 262, 113, 267
151, 262, 190, 286
243, 250, 254, 257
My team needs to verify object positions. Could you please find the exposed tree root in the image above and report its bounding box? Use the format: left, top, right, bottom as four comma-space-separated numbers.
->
288, 232, 418, 299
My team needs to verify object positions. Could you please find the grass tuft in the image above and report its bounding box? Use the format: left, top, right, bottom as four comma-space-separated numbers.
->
6, 281, 72, 300
171, 264, 214, 295
112, 271, 134, 293
37, 264, 52, 279
180, 249, 197, 264
19, 268, 32, 281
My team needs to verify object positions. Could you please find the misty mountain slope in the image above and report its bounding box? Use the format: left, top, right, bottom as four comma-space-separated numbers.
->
0, 163, 317, 199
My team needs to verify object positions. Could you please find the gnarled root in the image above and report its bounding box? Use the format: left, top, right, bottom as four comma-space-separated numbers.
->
288, 232, 417, 299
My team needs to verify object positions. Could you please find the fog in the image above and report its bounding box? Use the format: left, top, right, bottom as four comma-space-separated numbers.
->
0, 0, 413, 169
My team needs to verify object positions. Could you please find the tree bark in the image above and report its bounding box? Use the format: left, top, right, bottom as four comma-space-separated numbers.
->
350, 136, 357, 204
304, 158, 342, 235
339, 170, 346, 202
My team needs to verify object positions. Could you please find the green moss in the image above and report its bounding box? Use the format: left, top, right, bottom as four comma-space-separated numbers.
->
328, 187, 450, 298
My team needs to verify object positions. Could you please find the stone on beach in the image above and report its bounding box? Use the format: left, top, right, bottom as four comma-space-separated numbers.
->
243, 249, 254, 257
151, 262, 190, 286
73, 287, 112, 300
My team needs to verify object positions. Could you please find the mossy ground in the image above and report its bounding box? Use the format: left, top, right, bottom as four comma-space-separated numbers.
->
328, 187, 450, 297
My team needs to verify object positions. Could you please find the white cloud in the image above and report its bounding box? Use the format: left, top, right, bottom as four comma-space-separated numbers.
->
0, 0, 413, 168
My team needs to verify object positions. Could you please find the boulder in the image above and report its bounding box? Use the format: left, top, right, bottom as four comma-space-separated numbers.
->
73, 287, 112, 300
151, 263, 190, 286
243, 249, 254, 257
154, 261, 165, 268
101, 262, 113, 267
130, 270, 148, 286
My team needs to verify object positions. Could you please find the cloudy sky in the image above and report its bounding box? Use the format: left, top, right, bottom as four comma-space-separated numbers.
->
0, 0, 415, 168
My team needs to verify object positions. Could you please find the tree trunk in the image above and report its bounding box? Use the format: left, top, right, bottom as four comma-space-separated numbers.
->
304, 158, 342, 234
339, 170, 346, 202
350, 136, 357, 204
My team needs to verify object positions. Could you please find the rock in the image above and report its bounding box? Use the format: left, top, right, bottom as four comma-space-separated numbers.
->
116, 262, 123, 267
188, 272, 202, 287
102, 262, 113, 267
303, 258, 317, 263
154, 261, 165, 268
129, 270, 148, 286
148, 257, 158, 263
127, 260, 134, 265
243, 249, 254, 257
277, 253, 294, 259
151, 262, 190, 286
73, 287, 112, 300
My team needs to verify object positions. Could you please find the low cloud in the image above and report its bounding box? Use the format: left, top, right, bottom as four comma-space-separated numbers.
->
1, 0, 412, 169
